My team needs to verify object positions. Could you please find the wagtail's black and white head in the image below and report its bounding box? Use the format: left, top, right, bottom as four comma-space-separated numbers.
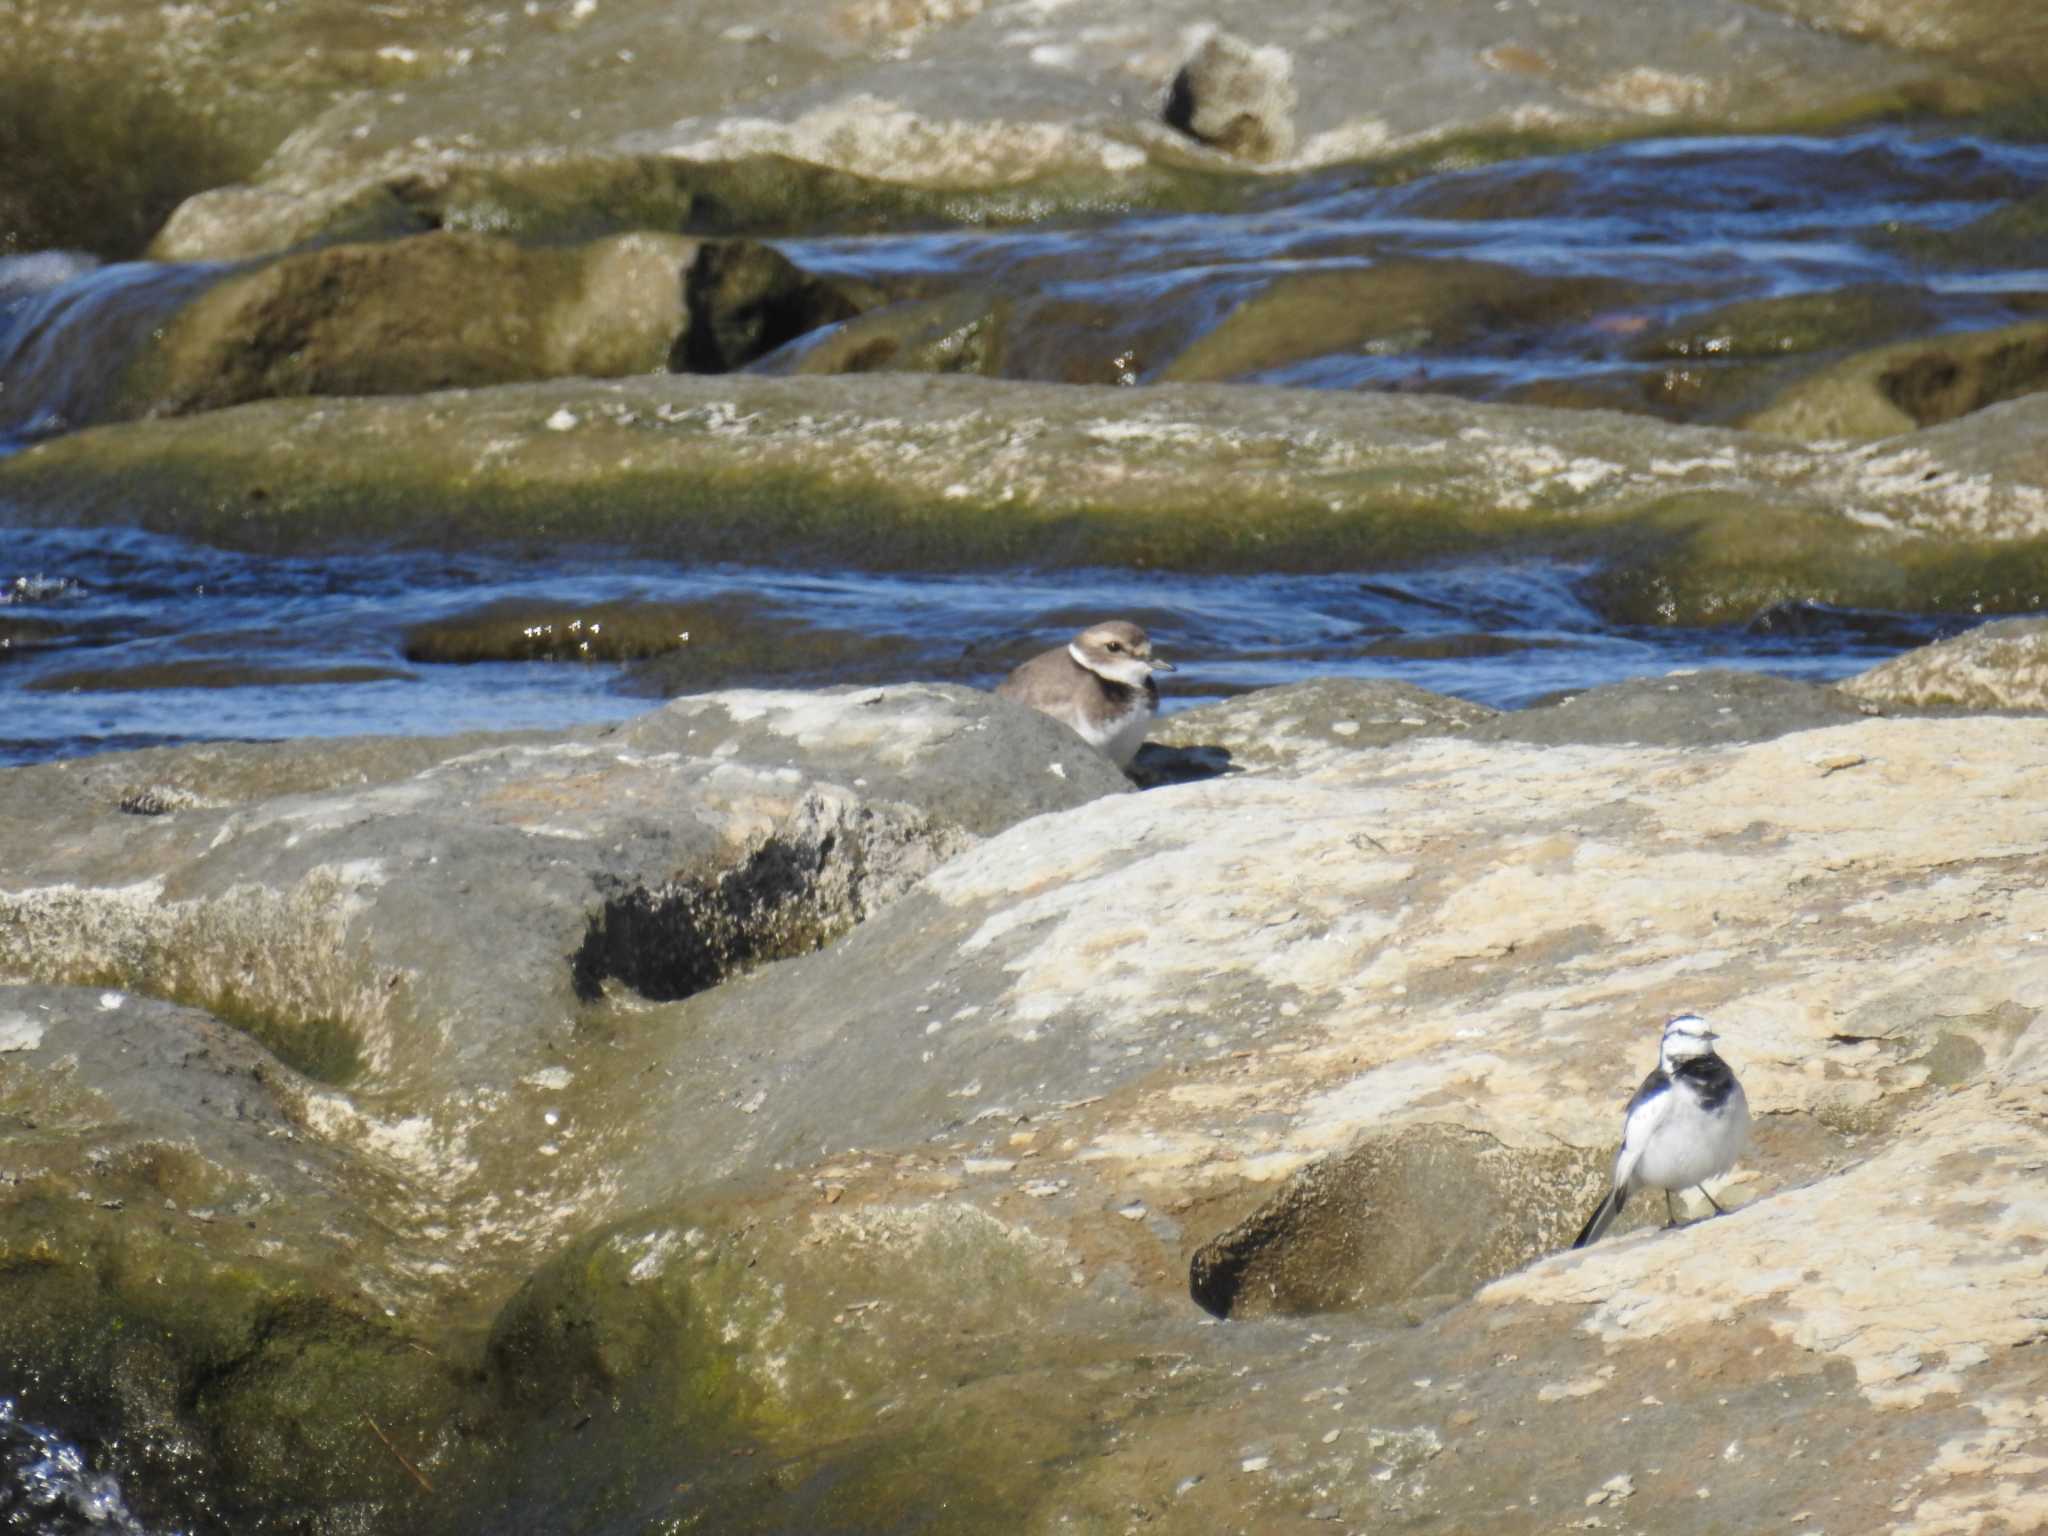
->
995, 620, 1175, 769
1572, 1012, 1751, 1249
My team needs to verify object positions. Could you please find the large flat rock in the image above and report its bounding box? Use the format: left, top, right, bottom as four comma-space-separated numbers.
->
5, 688, 2047, 1530
9, 373, 2048, 628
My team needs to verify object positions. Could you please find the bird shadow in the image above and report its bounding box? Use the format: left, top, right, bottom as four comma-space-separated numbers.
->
1129, 741, 1238, 789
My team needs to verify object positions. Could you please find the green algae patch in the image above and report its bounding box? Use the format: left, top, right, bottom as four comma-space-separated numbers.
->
0, 63, 261, 260
0, 1198, 478, 1533
478, 1193, 1105, 1533
9, 372, 2048, 626
155, 149, 1268, 263
1585, 490, 2048, 626
1745, 319, 2048, 443
0, 380, 1518, 572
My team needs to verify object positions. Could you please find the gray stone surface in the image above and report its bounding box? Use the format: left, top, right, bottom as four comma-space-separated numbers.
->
7, 690, 2048, 1530
1140, 676, 1499, 782
0, 683, 1124, 1103
1468, 667, 1880, 746
1844, 615, 2048, 711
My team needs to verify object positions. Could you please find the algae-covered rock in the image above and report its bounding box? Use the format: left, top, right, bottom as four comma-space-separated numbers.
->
1744, 316, 2048, 442
112, 229, 856, 422
0, 985, 478, 1527
1156, 259, 1631, 386
12, 373, 2048, 628
764, 288, 1015, 379
399, 593, 918, 690
7, 0, 2006, 265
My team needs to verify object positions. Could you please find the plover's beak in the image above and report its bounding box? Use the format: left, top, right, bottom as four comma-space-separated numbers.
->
1150, 657, 1177, 673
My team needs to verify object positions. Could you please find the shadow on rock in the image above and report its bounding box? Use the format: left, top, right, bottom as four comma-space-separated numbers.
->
1189, 1125, 1607, 1320
571, 788, 967, 1003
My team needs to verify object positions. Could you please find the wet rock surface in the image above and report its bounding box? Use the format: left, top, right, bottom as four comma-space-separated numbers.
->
16, 230, 861, 432
10, 0, 2007, 263
12, 375, 2048, 630
1139, 675, 1498, 782
6, 680, 2048, 1532
1746, 315, 2048, 443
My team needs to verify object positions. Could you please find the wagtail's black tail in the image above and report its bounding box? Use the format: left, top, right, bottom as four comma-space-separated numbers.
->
1572, 1185, 1628, 1249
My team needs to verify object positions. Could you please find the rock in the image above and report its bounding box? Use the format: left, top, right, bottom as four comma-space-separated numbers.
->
1754, 0, 2048, 86
1139, 676, 1497, 783
13, 376, 2048, 629
678, 237, 864, 372
1468, 668, 1879, 746
1162, 27, 1299, 162
108, 230, 857, 423
8, 705, 2048, 1529
1156, 260, 1630, 386
0, 684, 1126, 1099
397, 593, 919, 689
7, 0, 2003, 262
1843, 615, 2048, 710
1744, 317, 2048, 443
2, 230, 863, 437
1607, 283, 1950, 425
1634, 283, 1946, 369
762, 288, 1014, 378
0, 985, 472, 1519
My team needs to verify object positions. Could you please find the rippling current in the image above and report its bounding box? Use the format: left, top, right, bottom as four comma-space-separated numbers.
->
0, 1399, 156, 1535
0, 525, 1956, 767
4, 124, 2047, 766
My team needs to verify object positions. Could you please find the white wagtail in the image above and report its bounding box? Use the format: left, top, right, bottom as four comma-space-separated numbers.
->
995, 620, 1175, 769
1572, 1013, 1750, 1249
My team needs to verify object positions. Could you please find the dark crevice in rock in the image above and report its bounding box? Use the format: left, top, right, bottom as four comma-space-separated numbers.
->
1881, 335, 2048, 427
1190, 1125, 1606, 1320
677, 241, 862, 373
571, 790, 966, 1004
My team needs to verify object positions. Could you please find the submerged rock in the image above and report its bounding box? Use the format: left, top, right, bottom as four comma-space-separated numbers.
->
1745, 316, 2048, 442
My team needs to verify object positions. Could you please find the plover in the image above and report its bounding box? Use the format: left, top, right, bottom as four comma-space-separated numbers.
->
1572, 1012, 1750, 1249
995, 620, 1174, 768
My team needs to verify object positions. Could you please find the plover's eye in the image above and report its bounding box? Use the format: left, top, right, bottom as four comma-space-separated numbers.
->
1106, 642, 1123, 652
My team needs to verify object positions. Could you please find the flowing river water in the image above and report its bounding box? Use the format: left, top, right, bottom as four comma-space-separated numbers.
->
7, 126, 2048, 767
